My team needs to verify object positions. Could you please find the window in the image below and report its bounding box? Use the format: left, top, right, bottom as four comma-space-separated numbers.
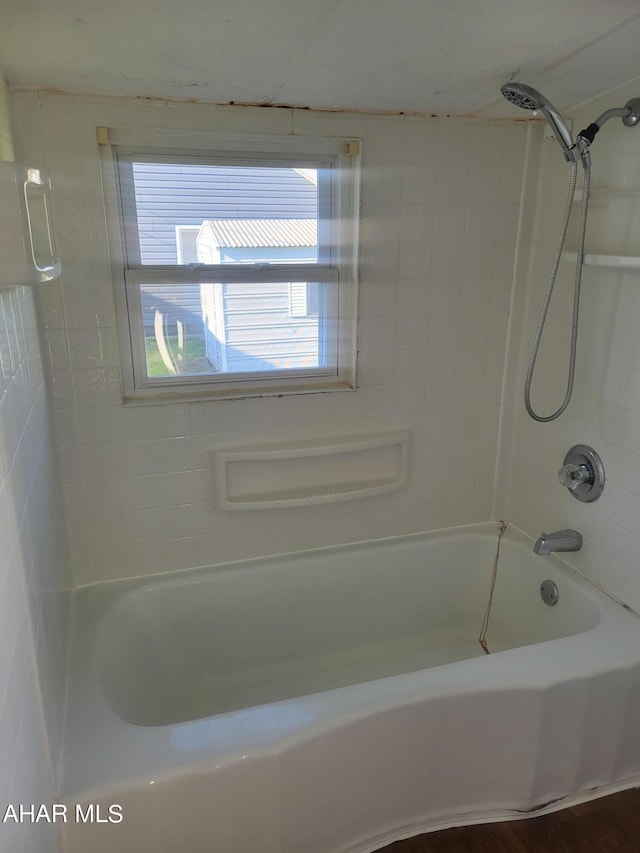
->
100, 128, 360, 402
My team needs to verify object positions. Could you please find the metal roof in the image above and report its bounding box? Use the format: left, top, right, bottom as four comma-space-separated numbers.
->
202, 218, 316, 249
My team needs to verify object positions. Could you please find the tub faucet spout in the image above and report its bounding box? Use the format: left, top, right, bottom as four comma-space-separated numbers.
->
534, 529, 582, 555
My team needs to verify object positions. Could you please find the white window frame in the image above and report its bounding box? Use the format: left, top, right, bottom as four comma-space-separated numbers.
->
99, 127, 361, 403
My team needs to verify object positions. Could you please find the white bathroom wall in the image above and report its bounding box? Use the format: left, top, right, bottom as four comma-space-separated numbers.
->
0, 77, 69, 853
496, 77, 640, 611
11, 91, 528, 586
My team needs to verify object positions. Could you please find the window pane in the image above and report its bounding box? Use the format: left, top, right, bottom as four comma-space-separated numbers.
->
139, 281, 329, 378
129, 162, 320, 265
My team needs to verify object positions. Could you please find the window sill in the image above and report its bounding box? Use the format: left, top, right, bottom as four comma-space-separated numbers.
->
121, 378, 358, 406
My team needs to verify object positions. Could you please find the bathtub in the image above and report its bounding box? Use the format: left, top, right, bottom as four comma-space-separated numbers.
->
61, 522, 640, 853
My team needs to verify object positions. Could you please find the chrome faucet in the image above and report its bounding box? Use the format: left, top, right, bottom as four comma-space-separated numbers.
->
534, 529, 582, 555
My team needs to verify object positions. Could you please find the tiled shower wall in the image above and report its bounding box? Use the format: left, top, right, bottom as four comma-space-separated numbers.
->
11, 91, 528, 587
0, 78, 69, 853
496, 77, 640, 612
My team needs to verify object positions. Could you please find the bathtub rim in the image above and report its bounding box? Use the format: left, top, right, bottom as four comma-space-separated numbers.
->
68, 519, 637, 612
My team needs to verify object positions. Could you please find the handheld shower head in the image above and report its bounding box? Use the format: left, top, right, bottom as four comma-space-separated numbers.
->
500, 81, 544, 111
501, 82, 577, 163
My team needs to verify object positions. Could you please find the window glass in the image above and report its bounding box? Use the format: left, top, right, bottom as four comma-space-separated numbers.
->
125, 161, 320, 265
139, 280, 329, 379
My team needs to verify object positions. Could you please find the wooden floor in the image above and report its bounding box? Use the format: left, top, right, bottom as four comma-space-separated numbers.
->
381, 788, 640, 852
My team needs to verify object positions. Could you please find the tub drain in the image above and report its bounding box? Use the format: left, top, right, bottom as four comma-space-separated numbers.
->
540, 579, 559, 606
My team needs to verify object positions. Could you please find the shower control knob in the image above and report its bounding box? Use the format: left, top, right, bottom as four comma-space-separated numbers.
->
558, 445, 605, 503
557, 463, 591, 490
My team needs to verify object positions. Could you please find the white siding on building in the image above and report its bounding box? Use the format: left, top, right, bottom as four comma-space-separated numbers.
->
197, 219, 319, 373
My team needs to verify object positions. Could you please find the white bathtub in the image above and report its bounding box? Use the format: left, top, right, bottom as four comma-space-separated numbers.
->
61, 522, 640, 853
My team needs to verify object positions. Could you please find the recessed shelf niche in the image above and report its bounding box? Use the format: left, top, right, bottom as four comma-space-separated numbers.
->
211, 430, 409, 510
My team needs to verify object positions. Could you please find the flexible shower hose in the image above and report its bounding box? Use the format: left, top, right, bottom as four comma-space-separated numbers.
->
524, 160, 591, 422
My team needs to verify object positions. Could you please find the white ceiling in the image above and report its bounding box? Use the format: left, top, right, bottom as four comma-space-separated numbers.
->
2, 0, 640, 117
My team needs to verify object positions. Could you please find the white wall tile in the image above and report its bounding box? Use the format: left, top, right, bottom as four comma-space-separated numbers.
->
12, 91, 527, 586
496, 80, 640, 608
0, 79, 71, 853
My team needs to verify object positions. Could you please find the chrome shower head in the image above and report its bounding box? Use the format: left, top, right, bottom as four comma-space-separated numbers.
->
501, 82, 577, 163
500, 82, 543, 112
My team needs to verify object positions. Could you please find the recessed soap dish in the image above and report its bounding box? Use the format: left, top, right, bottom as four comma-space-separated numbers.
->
211, 430, 409, 510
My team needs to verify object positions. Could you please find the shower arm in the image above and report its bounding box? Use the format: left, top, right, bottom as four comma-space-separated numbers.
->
577, 98, 640, 147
